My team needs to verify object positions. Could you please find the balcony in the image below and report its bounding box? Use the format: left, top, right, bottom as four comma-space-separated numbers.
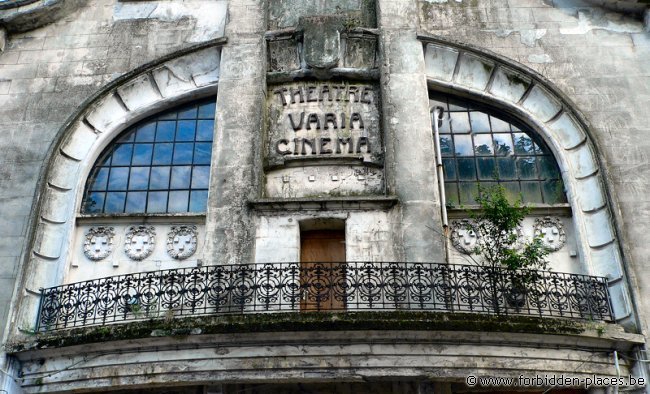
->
36, 262, 613, 332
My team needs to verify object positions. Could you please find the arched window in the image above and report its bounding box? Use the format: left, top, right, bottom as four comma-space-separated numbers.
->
430, 93, 567, 207
82, 98, 216, 214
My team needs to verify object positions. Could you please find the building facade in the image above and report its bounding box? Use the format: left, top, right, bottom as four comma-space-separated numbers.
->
0, 0, 649, 392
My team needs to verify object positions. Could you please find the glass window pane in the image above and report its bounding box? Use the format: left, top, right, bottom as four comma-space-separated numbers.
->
125, 192, 147, 213
513, 133, 535, 154
170, 166, 191, 189
189, 190, 208, 212
149, 166, 170, 190
129, 167, 150, 190
191, 166, 210, 189
176, 120, 196, 141
469, 111, 490, 133
194, 143, 212, 165
439, 116, 451, 133
198, 102, 216, 118
502, 182, 521, 204
497, 157, 516, 180
450, 112, 471, 133
88, 167, 109, 191
439, 135, 453, 156
104, 192, 126, 212
442, 158, 457, 181
111, 144, 133, 165
168, 191, 189, 212
521, 181, 542, 203
196, 120, 214, 141
473, 134, 493, 155
457, 158, 476, 181
152, 143, 173, 165
178, 106, 198, 120
459, 183, 478, 205
108, 167, 129, 190
538, 156, 559, 179
147, 191, 168, 213
477, 157, 496, 180
493, 134, 513, 156
84, 192, 105, 213
132, 144, 153, 166
173, 143, 194, 164
454, 135, 473, 156
156, 121, 176, 142
516, 157, 537, 179
444, 182, 459, 207
490, 116, 510, 132
543, 180, 567, 204
136, 123, 156, 142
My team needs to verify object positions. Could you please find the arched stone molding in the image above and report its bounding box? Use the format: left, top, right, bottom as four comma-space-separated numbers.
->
13, 41, 224, 332
420, 36, 634, 327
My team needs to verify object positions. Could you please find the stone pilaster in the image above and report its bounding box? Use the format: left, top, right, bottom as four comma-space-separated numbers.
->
205, 0, 267, 265
377, 0, 445, 262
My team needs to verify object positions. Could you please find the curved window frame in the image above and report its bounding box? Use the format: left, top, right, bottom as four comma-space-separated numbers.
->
81, 97, 216, 216
430, 92, 569, 211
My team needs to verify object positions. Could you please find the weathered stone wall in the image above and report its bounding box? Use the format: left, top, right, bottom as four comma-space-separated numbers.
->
0, 0, 226, 367
1, 0, 649, 391
417, 0, 650, 357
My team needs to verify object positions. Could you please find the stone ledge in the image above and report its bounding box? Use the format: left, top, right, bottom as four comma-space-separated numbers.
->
8, 311, 643, 354
249, 196, 399, 211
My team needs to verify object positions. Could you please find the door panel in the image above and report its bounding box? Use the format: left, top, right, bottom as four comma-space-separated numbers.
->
300, 230, 346, 311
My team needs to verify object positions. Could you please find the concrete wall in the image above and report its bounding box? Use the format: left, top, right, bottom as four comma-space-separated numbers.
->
417, 0, 650, 361
0, 0, 649, 391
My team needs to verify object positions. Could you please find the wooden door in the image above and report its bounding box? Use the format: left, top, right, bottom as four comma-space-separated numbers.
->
300, 230, 346, 311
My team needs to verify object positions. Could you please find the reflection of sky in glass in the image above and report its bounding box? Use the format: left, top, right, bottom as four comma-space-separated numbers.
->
431, 94, 566, 205
83, 98, 216, 213
454, 135, 473, 156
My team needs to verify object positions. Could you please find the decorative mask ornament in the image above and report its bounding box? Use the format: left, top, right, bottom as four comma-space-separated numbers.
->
534, 216, 567, 252
83, 227, 115, 261
124, 225, 156, 261
166, 225, 198, 260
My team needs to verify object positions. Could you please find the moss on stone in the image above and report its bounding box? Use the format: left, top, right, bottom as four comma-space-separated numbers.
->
9, 311, 589, 352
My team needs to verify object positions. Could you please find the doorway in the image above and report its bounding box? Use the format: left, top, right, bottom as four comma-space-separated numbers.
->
300, 223, 346, 312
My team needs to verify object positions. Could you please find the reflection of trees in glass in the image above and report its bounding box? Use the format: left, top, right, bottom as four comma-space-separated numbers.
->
439, 136, 453, 155
514, 135, 535, 154
495, 141, 512, 156
474, 144, 492, 155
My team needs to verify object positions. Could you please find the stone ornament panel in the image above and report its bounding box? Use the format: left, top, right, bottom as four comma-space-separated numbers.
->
83, 227, 115, 261
422, 37, 630, 322
450, 219, 479, 255
124, 226, 156, 261
534, 216, 567, 252
167, 225, 198, 260
450, 220, 525, 255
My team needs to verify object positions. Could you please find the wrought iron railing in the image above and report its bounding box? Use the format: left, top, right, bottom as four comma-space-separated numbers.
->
37, 262, 613, 331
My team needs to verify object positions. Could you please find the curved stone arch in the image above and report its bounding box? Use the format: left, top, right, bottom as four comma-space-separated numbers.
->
420, 36, 634, 326
14, 41, 223, 331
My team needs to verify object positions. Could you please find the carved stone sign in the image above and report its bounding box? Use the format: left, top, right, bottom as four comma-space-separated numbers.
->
266, 81, 382, 167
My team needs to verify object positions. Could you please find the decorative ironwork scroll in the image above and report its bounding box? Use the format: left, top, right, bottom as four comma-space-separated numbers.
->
37, 262, 613, 331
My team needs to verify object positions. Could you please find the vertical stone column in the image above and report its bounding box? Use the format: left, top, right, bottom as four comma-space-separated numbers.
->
377, 0, 445, 262
205, 1, 266, 265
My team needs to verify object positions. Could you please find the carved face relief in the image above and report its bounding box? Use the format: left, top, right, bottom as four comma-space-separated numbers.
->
451, 220, 479, 255
83, 227, 115, 261
167, 225, 198, 260
534, 216, 567, 252
124, 226, 156, 261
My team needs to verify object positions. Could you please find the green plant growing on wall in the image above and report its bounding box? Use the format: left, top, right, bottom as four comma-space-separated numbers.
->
469, 184, 550, 273
467, 185, 551, 307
